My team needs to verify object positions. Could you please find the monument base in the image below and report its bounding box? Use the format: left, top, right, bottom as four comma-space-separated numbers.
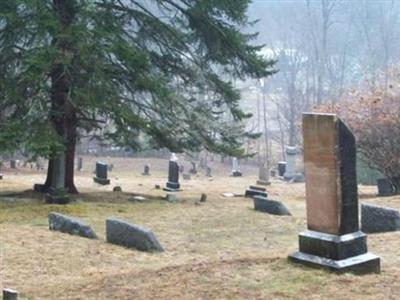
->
245, 189, 268, 198
256, 180, 271, 186
164, 181, 181, 192
93, 177, 110, 185
288, 230, 380, 274
45, 188, 70, 205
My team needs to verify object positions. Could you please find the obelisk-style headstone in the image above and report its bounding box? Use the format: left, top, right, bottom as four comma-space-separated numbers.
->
164, 153, 181, 191
93, 161, 110, 185
283, 147, 298, 180
231, 157, 242, 176
289, 113, 380, 274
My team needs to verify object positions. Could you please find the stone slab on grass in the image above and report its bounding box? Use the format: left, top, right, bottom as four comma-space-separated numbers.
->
361, 203, 400, 233
48, 212, 98, 239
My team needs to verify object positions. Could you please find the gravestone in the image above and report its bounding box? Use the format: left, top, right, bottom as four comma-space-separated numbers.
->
206, 166, 212, 177
48, 212, 98, 239
377, 178, 395, 196
189, 161, 197, 174
277, 161, 286, 177
257, 163, 270, 186
93, 161, 110, 185
3, 288, 18, 300
106, 218, 164, 252
361, 204, 400, 233
107, 164, 114, 172
284, 147, 299, 180
245, 185, 268, 198
231, 157, 242, 177
182, 173, 191, 180
289, 113, 380, 274
10, 160, 16, 169
77, 157, 83, 171
164, 153, 180, 191
45, 153, 69, 204
142, 164, 150, 176
254, 196, 291, 216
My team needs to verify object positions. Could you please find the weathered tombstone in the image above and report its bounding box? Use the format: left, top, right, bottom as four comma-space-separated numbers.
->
361, 204, 400, 233
245, 185, 268, 198
77, 157, 83, 171
206, 166, 212, 177
45, 153, 69, 204
231, 157, 242, 177
3, 288, 18, 300
284, 146, 299, 180
113, 186, 122, 192
182, 173, 191, 180
289, 113, 380, 274
164, 153, 180, 191
200, 193, 207, 202
254, 196, 291, 216
376, 178, 395, 196
10, 160, 16, 169
277, 161, 286, 177
257, 162, 270, 186
106, 218, 164, 252
48, 212, 98, 239
142, 164, 150, 176
189, 161, 197, 174
93, 161, 110, 185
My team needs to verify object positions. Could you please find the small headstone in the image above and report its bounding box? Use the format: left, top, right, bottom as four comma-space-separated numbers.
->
93, 161, 110, 185
155, 184, 161, 189
289, 113, 380, 274
200, 193, 207, 202
292, 173, 305, 183
164, 153, 180, 191
165, 193, 177, 203
182, 173, 191, 180
253, 196, 291, 215
113, 186, 122, 192
3, 288, 18, 300
206, 166, 212, 177
361, 204, 400, 233
48, 212, 98, 239
377, 178, 395, 196
106, 218, 164, 252
142, 164, 150, 176
77, 157, 83, 171
277, 161, 287, 177
33, 183, 46, 193
10, 160, 16, 169
189, 161, 197, 174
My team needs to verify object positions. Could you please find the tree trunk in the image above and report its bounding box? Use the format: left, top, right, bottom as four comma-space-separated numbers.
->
391, 176, 400, 195
42, 158, 54, 192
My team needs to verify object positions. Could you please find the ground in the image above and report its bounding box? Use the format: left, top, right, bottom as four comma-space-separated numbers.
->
1, 156, 400, 299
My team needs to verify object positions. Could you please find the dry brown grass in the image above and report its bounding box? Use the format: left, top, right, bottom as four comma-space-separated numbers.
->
1, 157, 400, 299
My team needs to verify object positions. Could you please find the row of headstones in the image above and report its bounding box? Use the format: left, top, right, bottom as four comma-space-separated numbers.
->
48, 212, 164, 251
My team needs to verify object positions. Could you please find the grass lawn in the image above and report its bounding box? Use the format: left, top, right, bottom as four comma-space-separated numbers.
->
1, 157, 400, 299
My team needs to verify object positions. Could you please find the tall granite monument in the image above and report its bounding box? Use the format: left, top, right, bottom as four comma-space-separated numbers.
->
164, 153, 181, 191
289, 113, 380, 274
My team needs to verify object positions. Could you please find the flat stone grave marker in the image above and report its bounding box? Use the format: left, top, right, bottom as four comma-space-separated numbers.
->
254, 196, 291, 216
288, 113, 380, 274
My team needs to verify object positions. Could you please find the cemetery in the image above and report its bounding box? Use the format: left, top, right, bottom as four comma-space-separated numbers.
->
1, 1, 400, 299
